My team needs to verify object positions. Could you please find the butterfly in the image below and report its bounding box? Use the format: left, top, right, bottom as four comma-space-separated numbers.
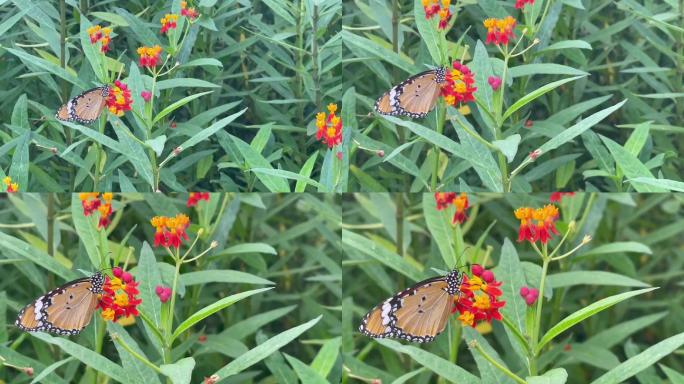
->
359, 269, 463, 343
374, 67, 447, 119
55, 86, 110, 124
15, 272, 105, 336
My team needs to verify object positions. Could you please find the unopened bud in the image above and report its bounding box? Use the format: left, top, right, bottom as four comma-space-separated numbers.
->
210, 240, 218, 248
582, 235, 592, 244
377, 150, 385, 157
173, 146, 182, 156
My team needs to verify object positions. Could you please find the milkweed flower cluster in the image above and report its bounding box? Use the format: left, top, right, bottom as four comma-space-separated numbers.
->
514, 204, 560, 244
137, 45, 163, 68
422, 0, 452, 30
150, 213, 191, 248
520, 286, 539, 306
453, 264, 506, 327
79, 192, 115, 229
515, 0, 534, 9
187, 192, 210, 207
549, 192, 575, 202
155, 285, 172, 303
483, 16, 517, 45
160, 14, 178, 34
435, 192, 469, 224
87, 25, 112, 53
98, 267, 142, 322
441, 61, 477, 107
106, 81, 133, 117
181, 1, 200, 20
2, 176, 18, 193
315, 103, 343, 149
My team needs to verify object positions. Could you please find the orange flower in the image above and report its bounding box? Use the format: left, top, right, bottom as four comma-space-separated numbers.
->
483, 16, 517, 45
150, 213, 191, 249
160, 14, 178, 34
315, 103, 343, 149
514, 204, 559, 244
3, 176, 18, 193
514, 206, 535, 243
453, 265, 506, 327
181, 1, 200, 20
452, 193, 469, 224
106, 80, 132, 116
441, 61, 477, 107
532, 204, 559, 244
87, 25, 113, 53
422, 0, 451, 30
137, 45, 162, 68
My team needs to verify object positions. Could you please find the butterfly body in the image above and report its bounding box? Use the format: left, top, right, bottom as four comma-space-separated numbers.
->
56, 86, 110, 124
374, 67, 447, 119
359, 269, 462, 343
16, 272, 104, 336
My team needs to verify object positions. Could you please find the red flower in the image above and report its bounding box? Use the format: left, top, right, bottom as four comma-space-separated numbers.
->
488, 76, 502, 90
422, 0, 452, 30
515, 0, 534, 9
181, 1, 200, 20
160, 14, 178, 35
315, 103, 343, 149
137, 45, 162, 68
87, 25, 112, 53
549, 192, 575, 202
150, 213, 191, 249
2, 176, 18, 193
187, 192, 210, 207
155, 285, 172, 303
441, 61, 477, 107
106, 81, 133, 117
514, 204, 559, 244
483, 16, 517, 45
453, 265, 506, 327
434, 192, 469, 224
520, 286, 539, 305
98, 271, 142, 322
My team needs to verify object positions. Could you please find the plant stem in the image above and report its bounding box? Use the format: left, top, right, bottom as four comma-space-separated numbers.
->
431, 101, 446, 190
113, 335, 162, 373
530, 250, 550, 375
163, 255, 182, 364
472, 341, 526, 384
47, 193, 55, 257
311, 4, 321, 110
396, 194, 404, 257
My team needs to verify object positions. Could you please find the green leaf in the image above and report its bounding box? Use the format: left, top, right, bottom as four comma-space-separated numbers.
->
628, 177, 684, 192
221, 242, 277, 255
180, 270, 274, 286
464, 327, 514, 384
453, 117, 503, 191
422, 193, 455, 268
509, 64, 588, 78
108, 323, 161, 384
624, 121, 651, 157
495, 238, 529, 357
342, 229, 424, 282
135, 242, 163, 327
171, 287, 274, 342
537, 287, 658, 353
471, 40, 495, 111
178, 108, 246, 150
310, 337, 341, 378
376, 339, 480, 384
414, 0, 443, 64
0, 231, 76, 280
229, 134, 290, 192
80, 17, 106, 82
547, 271, 649, 288
220, 305, 298, 340
492, 134, 521, 163
5, 47, 88, 89
212, 316, 321, 378
70, 194, 106, 268
600, 135, 666, 192
251, 168, 323, 190
0, 5, 33, 37
31, 333, 127, 383
341, 30, 419, 75
538, 100, 626, 155
111, 118, 155, 189
152, 91, 214, 125
160, 357, 195, 384
591, 332, 684, 384
155, 78, 220, 90
295, 152, 319, 192
539, 40, 592, 52
284, 354, 329, 383
582, 241, 652, 257
586, 312, 668, 349
146, 135, 167, 157
9, 131, 29, 190
502, 75, 585, 121
526, 368, 568, 384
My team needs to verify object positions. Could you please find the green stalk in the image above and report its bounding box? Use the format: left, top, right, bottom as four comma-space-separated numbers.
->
396, 194, 404, 257
113, 336, 162, 373
472, 341, 526, 384
529, 244, 549, 375
431, 101, 447, 190
164, 255, 182, 364
311, 4, 321, 110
